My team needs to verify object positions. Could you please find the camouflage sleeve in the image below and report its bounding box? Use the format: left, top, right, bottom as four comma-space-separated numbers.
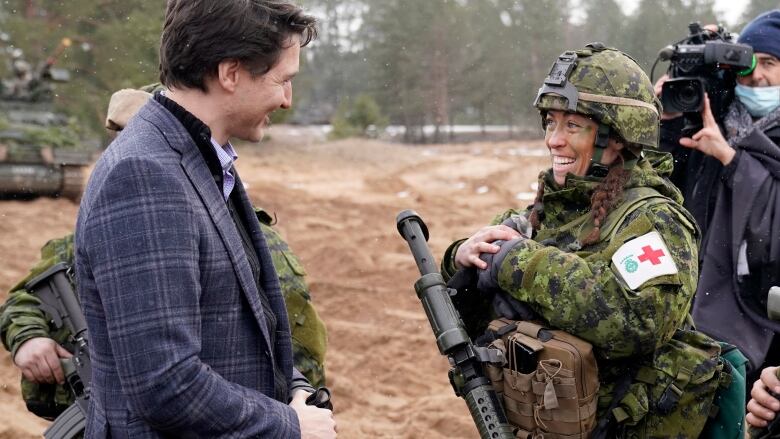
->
489, 208, 528, 226
495, 203, 698, 360
0, 234, 74, 358
441, 239, 466, 281
0, 289, 50, 358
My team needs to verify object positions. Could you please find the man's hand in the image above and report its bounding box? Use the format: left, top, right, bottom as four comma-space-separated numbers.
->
290, 389, 337, 439
747, 366, 780, 428
679, 94, 736, 165
455, 225, 522, 270
654, 74, 683, 120
13, 337, 73, 384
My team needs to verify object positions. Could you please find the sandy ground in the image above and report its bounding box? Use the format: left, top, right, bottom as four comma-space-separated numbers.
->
0, 126, 549, 438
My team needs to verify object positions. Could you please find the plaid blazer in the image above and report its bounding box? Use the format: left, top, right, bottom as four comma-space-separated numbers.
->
75, 99, 301, 438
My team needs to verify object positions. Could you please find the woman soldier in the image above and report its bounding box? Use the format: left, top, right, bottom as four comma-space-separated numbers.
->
441, 44, 724, 437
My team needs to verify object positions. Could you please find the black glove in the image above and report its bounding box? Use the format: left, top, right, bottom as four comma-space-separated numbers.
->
477, 238, 524, 293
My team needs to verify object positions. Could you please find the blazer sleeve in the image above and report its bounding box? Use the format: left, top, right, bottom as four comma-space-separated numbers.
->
78, 157, 300, 438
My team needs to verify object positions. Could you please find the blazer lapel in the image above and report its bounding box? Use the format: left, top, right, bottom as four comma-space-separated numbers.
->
232, 173, 287, 314
143, 101, 272, 348
232, 172, 293, 368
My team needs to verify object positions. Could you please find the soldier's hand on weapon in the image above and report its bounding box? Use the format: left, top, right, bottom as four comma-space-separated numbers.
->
747, 366, 780, 427
678, 94, 736, 165
455, 225, 521, 270
290, 388, 337, 439
654, 74, 683, 121
14, 337, 72, 384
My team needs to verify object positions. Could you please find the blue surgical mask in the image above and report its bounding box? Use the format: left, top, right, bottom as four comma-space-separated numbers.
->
734, 84, 780, 118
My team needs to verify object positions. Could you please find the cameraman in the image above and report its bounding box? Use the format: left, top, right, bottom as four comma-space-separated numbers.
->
658, 10, 780, 382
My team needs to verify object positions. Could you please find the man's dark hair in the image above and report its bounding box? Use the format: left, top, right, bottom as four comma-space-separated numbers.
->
159, 0, 317, 92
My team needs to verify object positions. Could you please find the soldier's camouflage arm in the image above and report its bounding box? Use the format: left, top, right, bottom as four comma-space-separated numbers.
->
494, 203, 698, 360
1, 235, 74, 359
0, 289, 50, 358
441, 239, 466, 281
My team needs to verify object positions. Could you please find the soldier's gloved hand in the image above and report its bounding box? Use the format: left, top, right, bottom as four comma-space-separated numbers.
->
501, 215, 532, 238
477, 238, 524, 293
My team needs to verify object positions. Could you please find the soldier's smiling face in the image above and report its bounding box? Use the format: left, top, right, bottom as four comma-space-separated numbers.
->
543, 110, 622, 186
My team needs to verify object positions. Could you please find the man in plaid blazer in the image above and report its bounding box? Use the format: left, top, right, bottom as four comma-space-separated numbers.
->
74, 2, 335, 437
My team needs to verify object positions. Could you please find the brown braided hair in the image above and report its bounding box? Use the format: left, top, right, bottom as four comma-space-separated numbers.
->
580, 155, 630, 246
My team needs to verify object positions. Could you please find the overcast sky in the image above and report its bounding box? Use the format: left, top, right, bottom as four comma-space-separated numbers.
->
619, 0, 747, 26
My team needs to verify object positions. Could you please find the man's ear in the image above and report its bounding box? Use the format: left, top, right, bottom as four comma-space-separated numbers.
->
216, 59, 242, 93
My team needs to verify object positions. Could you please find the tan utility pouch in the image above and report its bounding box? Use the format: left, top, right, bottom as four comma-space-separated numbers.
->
485, 318, 600, 439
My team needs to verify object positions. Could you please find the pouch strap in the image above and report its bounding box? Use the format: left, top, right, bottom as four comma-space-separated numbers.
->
591, 368, 635, 439
656, 366, 691, 415
474, 346, 506, 365
516, 321, 543, 338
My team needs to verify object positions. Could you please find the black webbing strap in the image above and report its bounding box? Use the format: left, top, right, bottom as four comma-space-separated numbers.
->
591, 369, 635, 439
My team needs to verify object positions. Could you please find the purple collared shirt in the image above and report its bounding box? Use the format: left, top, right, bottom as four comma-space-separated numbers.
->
210, 138, 238, 201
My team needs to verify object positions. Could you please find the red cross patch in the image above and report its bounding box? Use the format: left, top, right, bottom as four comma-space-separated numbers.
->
611, 231, 679, 290
638, 246, 665, 265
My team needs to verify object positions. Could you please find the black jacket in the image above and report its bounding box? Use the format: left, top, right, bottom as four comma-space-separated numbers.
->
667, 117, 780, 370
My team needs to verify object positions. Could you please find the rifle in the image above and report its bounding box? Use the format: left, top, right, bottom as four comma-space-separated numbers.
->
26, 262, 90, 439
396, 210, 514, 439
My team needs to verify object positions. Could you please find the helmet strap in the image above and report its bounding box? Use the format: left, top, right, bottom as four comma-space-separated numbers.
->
587, 124, 610, 178
621, 147, 641, 170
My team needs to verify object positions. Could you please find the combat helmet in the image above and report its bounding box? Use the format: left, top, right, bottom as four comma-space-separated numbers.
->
533, 43, 661, 174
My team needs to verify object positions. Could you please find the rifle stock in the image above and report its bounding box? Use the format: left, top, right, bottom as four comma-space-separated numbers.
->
396, 210, 514, 439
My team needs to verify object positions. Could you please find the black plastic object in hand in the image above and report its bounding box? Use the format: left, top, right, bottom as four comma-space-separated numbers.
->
305, 387, 333, 411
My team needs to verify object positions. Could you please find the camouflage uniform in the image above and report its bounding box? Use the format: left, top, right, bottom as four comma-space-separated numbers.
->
0, 235, 75, 419
442, 45, 724, 437
0, 209, 327, 420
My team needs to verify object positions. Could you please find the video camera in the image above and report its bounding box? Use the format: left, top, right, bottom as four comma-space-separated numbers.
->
655, 22, 754, 135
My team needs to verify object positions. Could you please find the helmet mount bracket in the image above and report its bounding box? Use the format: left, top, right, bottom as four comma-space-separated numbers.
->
533, 52, 579, 111
587, 124, 611, 178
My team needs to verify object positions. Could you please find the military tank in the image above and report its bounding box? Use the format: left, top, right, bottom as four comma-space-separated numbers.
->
0, 38, 94, 202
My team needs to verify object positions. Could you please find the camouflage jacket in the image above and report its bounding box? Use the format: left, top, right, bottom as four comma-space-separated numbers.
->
0, 208, 327, 420
443, 152, 724, 437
